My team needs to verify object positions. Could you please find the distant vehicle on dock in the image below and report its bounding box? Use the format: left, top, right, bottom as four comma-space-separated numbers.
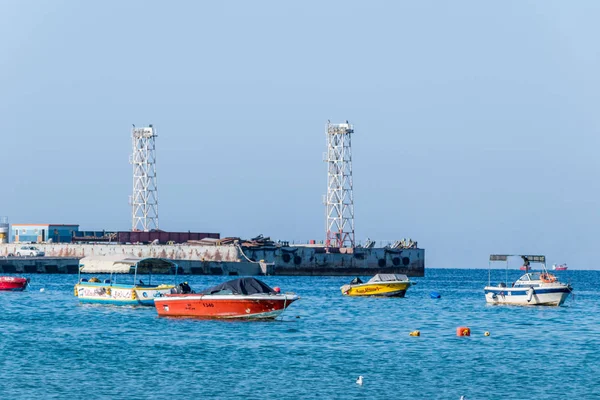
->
552, 263, 568, 271
16, 246, 45, 257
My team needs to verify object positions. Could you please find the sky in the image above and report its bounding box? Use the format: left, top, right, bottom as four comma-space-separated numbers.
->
1, 1, 599, 269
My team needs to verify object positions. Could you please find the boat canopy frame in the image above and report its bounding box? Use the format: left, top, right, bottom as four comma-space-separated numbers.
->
78, 256, 178, 286
488, 254, 547, 286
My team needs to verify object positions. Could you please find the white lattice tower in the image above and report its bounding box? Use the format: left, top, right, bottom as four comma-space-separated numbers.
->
325, 121, 355, 248
130, 125, 159, 231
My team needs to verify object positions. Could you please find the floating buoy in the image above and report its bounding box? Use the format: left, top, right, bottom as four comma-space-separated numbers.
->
484, 331, 490, 336
430, 291, 441, 299
456, 326, 470, 336
39, 288, 45, 293
409, 330, 421, 336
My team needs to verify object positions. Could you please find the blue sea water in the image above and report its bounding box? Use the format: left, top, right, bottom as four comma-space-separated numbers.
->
0, 269, 598, 399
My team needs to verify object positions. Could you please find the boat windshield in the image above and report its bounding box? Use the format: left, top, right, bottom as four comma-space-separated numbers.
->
368, 274, 409, 283
517, 273, 541, 282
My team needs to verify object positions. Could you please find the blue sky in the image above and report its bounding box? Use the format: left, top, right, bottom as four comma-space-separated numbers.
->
1, 1, 598, 268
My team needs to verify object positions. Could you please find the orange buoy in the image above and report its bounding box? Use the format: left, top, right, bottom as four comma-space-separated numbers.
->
456, 326, 471, 336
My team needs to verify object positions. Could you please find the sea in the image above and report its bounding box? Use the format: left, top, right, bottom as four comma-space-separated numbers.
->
0, 269, 598, 400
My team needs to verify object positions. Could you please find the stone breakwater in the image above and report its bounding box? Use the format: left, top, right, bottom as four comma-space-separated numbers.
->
0, 243, 424, 276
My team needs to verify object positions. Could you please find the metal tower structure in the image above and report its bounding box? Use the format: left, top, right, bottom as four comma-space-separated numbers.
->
324, 120, 355, 248
130, 124, 159, 232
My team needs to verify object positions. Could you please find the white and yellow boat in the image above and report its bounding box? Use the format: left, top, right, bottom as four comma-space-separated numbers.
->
74, 256, 177, 306
340, 274, 412, 297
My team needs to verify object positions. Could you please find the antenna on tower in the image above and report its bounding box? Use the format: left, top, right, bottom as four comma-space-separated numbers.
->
130, 125, 159, 232
324, 120, 355, 248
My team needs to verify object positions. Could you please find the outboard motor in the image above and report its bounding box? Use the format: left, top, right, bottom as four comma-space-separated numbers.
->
177, 282, 193, 294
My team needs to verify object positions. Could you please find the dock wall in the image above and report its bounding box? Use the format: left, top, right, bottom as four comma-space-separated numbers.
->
0, 243, 425, 276
0, 257, 81, 274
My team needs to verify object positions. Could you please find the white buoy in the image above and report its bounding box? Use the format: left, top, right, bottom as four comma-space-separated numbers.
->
40, 288, 45, 292
356, 376, 363, 386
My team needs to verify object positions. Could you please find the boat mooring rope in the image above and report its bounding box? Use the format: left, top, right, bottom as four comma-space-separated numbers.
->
280, 295, 287, 321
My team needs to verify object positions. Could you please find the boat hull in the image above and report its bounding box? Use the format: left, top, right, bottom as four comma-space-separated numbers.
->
0, 277, 28, 291
75, 282, 175, 306
484, 286, 571, 306
155, 294, 298, 319
341, 281, 410, 297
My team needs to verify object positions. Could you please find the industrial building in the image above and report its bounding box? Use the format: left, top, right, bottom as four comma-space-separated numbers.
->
0, 217, 8, 244
11, 224, 79, 243
9, 224, 220, 245
71, 229, 220, 244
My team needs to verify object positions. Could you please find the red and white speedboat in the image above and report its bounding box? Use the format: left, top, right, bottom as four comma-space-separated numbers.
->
155, 277, 299, 320
0, 276, 29, 291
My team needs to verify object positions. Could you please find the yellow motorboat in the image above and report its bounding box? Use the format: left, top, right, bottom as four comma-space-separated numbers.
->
341, 274, 412, 297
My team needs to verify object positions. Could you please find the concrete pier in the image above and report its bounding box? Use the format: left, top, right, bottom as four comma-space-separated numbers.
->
0, 243, 425, 276
0, 257, 80, 274
0, 256, 262, 275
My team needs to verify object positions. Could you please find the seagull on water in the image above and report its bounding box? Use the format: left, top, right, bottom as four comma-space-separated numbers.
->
460, 396, 466, 400
356, 376, 363, 386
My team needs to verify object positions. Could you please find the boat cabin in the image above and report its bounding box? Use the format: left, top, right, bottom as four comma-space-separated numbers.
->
513, 273, 543, 288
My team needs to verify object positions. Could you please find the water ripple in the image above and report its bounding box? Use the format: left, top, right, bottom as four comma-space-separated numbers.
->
0, 270, 597, 399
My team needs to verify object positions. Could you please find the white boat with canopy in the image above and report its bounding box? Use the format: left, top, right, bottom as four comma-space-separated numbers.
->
484, 254, 572, 306
74, 256, 177, 306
